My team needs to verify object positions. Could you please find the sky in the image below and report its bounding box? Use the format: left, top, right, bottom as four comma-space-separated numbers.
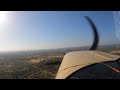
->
0, 11, 120, 51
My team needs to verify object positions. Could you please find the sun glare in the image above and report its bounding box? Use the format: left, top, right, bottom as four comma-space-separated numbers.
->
0, 11, 8, 24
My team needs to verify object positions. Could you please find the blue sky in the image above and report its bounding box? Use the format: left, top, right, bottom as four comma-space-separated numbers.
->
0, 11, 119, 51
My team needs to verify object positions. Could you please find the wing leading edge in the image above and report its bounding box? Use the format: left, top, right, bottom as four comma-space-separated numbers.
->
55, 51, 120, 79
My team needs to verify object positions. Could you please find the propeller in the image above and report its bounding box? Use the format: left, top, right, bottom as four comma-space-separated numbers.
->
85, 16, 99, 50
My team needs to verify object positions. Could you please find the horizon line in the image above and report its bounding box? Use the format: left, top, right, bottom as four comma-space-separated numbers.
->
0, 44, 119, 52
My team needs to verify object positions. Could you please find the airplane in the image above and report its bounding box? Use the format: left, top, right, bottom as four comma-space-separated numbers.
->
55, 16, 120, 79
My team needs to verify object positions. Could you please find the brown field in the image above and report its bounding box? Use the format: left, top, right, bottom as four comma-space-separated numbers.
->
24, 54, 64, 64
29, 60, 41, 64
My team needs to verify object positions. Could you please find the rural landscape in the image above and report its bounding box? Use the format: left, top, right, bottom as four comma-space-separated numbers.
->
0, 11, 119, 79
0, 44, 120, 79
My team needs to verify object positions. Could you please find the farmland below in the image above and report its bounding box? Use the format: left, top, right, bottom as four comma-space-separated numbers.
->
0, 44, 120, 79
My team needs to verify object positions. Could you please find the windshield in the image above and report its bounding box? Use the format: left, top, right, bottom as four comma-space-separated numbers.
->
0, 11, 120, 79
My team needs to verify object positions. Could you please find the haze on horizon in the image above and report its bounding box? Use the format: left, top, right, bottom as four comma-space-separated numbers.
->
0, 11, 120, 51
